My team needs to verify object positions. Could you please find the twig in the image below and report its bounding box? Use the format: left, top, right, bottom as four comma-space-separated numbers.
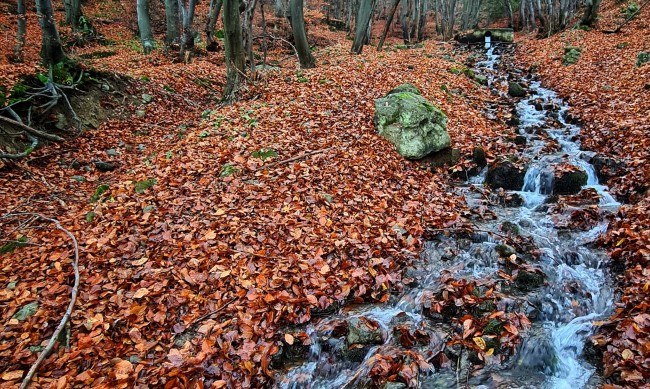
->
174, 297, 238, 340
603, 0, 650, 33
258, 146, 335, 170
0, 116, 64, 142
3, 213, 81, 389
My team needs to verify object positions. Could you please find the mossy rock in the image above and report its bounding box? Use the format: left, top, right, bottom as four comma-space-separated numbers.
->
508, 82, 526, 97
553, 169, 587, 195
375, 84, 450, 159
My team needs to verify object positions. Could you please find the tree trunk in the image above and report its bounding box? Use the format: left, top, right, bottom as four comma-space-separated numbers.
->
417, 0, 426, 41
205, 0, 223, 51
165, 0, 180, 45
400, 0, 411, 43
580, 0, 601, 26
36, 0, 65, 65
223, 0, 246, 101
243, 0, 258, 76
377, 0, 400, 51
290, 0, 316, 68
64, 0, 80, 27
504, 0, 514, 28
13, 0, 26, 63
351, 0, 375, 53
137, 0, 155, 54
178, 0, 198, 62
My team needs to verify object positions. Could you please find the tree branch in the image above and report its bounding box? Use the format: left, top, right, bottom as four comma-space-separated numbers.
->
3, 213, 81, 389
0, 116, 64, 142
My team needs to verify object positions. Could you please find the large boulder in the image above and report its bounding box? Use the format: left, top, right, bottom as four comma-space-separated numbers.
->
375, 84, 450, 159
553, 168, 587, 195
508, 82, 527, 97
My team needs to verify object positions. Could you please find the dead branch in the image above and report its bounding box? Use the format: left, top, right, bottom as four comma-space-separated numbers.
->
0, 116, 64, 142
173, 297, 238, 341
603, 0, 650, 33
259, 146, 335, 170
2, 213, 81, 389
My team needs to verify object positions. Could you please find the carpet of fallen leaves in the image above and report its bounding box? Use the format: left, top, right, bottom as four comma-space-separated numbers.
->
517, 1, 650, 386
0, 2, 527, 387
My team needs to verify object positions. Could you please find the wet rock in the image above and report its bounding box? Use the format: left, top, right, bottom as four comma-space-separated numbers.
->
514, 330, 556, 374
589, 154, 625, 183
375, 84, 450, 159
474, 74, 488, 85
531, 98, 544, 111
347, 316, 383, 346
515, 269, 545, 291
472, 146, 487, 167
495, 244, 516, 258
504, 193, 524, 207
105, 148, 119, 157
500, 221, 520, 235
508, 82, 526, 97
382, 382, 407, 389
426, 147, 460, 168
553, 169, 587, 195
562, 110, 580, 124
486, 159, 526, 190
513, 135, 527, 146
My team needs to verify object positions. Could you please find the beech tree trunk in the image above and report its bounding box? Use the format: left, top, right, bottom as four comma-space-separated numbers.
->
137, 0, 155, 54
351, 0, 375, 53
290, 0, 315, 68
64, 0, 81, 27
36, 0, 65, 65
377, 0, 400, 51
178, 0, 198, 61
165, 0, 180, 45
13, 0, 26, 62
243, 0, 258, 76
205, 0, 223, 51
223, 0, 246, 101
580, 0, 601, 26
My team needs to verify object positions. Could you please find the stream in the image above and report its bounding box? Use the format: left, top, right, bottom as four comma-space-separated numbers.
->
275, 43, 619, 389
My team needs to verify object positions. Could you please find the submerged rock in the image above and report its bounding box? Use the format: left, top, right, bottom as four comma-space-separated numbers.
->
375, 84, 450, 159
347, 316, 383, 346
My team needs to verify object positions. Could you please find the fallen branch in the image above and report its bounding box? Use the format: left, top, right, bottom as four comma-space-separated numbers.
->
0, 116, 64, 142
173, 297, 238, 341
259, 146, 335, 170
3, 213, 81, 389
603, 0, 650, 33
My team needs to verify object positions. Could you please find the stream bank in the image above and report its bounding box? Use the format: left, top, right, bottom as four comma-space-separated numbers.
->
274, 43, 619, 389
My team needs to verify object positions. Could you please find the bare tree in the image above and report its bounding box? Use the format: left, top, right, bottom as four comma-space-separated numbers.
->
165, 0, 180, 46
580, 0, 602, 26
12, 0, 26, 63
290, 0, 315, 68
205, 0, 223, 51
242, 0, 259, 75
351, 0, 375, 53
36, 0, 66, 65
137, 0, 155, 54
223, 0, 246, 101
178, 0, 198, 61
377, 0, 401, 51
438, 0, 457, 40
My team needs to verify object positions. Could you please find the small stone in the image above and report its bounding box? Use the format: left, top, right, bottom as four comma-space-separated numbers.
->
101, 83, 110, 92
142, 93, 153, 104
346, 316, 383, 346
71, 175, 86, 182
105, 149, 119, 157
508, 82, 526, 97
95, 161, 117, 172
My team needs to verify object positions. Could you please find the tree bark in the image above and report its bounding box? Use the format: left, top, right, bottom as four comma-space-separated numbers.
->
205, 0, 223, 51
178, 0, 198, 61
64, 0, 81, 27
290, 0, 316, 68
377, 0, 400, 51
351, 0, 375, 53
222, 0, 246, 101
580, 0, 601, 26
36, 0, 66, 65
416, 0, 426, 41
137, 0, 155, 54
165, 0, 180, 45
504, 0, 514, 28
13, 0, 26, 63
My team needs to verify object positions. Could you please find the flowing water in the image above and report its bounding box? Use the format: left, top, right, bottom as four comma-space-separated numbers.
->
275, 43, 618, 389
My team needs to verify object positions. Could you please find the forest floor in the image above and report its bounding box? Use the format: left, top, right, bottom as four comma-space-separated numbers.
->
0, 0, 648, 387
